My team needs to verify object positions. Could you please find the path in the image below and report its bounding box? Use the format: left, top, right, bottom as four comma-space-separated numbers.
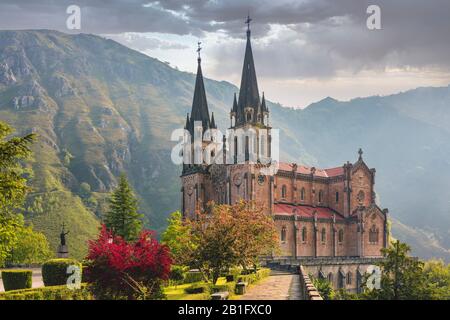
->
239, 270, 301, 300
0, 268, 43, 292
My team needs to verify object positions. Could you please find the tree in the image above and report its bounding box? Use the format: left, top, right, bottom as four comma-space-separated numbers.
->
85, 225, 172, 300
104, 174, 142, 241
0, 121, 35, 266
161, 211, 193, 265
6, 219, 53, 265
362, 240, 431, 300
230, 201, 278, 271
423, 259, 450, 300
185, 201, 277, 284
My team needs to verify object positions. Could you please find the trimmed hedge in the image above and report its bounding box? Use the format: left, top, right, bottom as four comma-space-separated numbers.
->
1, 270, 32, 291
184, 283, 211, 294
42, 259, 82, 287
237, 268, 271, 284
0, 284, 92, 300
184, 271, 204, 284
211, 282, 235, 294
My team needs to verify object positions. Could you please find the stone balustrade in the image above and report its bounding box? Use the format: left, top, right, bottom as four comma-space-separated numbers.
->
298, 265, 323, 300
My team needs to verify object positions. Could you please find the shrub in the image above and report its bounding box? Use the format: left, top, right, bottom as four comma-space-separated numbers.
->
211, 282, 235, 294
1, 270, 32, 291
169, 265, 187, 284
184, 283, 211, 294
237, 268, 271, 284
84, 226, 172, 300
184, 270, 204, 284
42, 258, 82, 286
0, 284, 92, 300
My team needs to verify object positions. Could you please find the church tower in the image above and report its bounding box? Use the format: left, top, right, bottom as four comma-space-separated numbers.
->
181, 43, 217, 218
230, 16, 271, 164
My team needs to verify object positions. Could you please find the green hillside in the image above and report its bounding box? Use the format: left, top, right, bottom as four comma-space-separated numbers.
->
0, 30, 449, 261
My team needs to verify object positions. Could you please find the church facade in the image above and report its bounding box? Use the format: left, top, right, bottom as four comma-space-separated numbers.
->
180, 19, 388, 292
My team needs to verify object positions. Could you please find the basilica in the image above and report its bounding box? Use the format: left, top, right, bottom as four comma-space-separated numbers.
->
180, 18, 388, 292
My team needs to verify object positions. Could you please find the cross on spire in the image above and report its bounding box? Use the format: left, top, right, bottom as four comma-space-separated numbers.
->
358, 148, 363, 160
197, 41, 202, 61
245, 14, 252, 33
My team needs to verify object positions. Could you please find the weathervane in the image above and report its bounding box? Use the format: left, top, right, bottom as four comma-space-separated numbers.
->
197, 41, 202, 60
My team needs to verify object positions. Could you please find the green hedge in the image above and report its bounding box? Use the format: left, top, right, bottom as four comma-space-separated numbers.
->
42, 259, 82, 287
184, 271, 204, 284
184, 283, 211, 294
0, 284, 92, 300
237, 268, 271, 284
211, 282, 236, 294
1, 270, 32, 291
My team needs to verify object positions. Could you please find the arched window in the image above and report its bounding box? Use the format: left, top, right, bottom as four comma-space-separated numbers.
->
234, 136, 238, 163
318, 270, 325, 280
369, 225, 379, 244
335, 191, 339, 203
338, 270, 345, 289
318, 190, 323, 203
281, 226, 287, 242
327, 273, 333, 283
346, 272, 352, 285
321, 228, 326, 243
302, 227, 307, 242
357, 190, 365, 205
281, 185, 287, 199
261, 138, 265, 156
338, 229, 344, 244
245, 136, 249, 161
300, 187, 305, 201
246, 112, 252, 122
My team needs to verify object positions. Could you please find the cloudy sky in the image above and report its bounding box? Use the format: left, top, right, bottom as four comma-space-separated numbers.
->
1, 0, 449, 107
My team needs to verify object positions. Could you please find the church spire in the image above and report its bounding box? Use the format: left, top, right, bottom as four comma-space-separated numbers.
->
189, 42, 211, 135
236, 14, 261, 126
232, 92, 238, 113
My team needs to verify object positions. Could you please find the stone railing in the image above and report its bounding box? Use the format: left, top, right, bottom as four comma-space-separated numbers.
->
298, 265, 323, 300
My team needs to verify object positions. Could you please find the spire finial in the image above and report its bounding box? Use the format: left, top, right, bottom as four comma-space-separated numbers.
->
358, 148, 363, 160
197, 41, 202, 62
245, 14, 252, 36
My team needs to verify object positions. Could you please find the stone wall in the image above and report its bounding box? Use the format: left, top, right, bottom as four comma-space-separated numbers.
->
298, 265, 323, 300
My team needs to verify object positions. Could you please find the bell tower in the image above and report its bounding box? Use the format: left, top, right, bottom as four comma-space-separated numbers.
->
229, 15, 271, 164
181, 43, 217, 218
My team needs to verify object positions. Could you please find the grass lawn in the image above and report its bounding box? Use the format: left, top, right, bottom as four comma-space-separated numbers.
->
164, 282, 209, 300
164, 272, 269, 300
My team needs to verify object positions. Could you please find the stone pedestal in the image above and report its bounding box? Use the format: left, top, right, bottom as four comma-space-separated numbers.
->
57, 245, 69, 258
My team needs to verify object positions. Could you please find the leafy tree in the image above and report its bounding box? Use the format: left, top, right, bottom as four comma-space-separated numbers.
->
161, 211, 193, 265
0, 121, 35, 266
85, 225, 172, 300
184, 201, 277, 284
230, 201, 278, 271
362, 240, 431, 300
6, 218, 53, 265
423, 259, 450, 299
104, 174, 142, 241
79, 182, 92, 199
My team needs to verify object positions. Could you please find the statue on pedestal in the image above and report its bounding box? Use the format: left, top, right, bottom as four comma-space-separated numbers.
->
57, 222, 70, 258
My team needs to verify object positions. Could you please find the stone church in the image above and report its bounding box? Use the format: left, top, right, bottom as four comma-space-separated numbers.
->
180, 19, 388, 292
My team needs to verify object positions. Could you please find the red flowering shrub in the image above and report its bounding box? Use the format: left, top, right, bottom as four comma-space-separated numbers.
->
84, 225, 172, 300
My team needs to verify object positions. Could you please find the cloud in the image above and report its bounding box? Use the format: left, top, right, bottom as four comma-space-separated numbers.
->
1, 0, 450, 81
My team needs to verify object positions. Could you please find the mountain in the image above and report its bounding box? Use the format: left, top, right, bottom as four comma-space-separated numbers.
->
0, 30, 449, 261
